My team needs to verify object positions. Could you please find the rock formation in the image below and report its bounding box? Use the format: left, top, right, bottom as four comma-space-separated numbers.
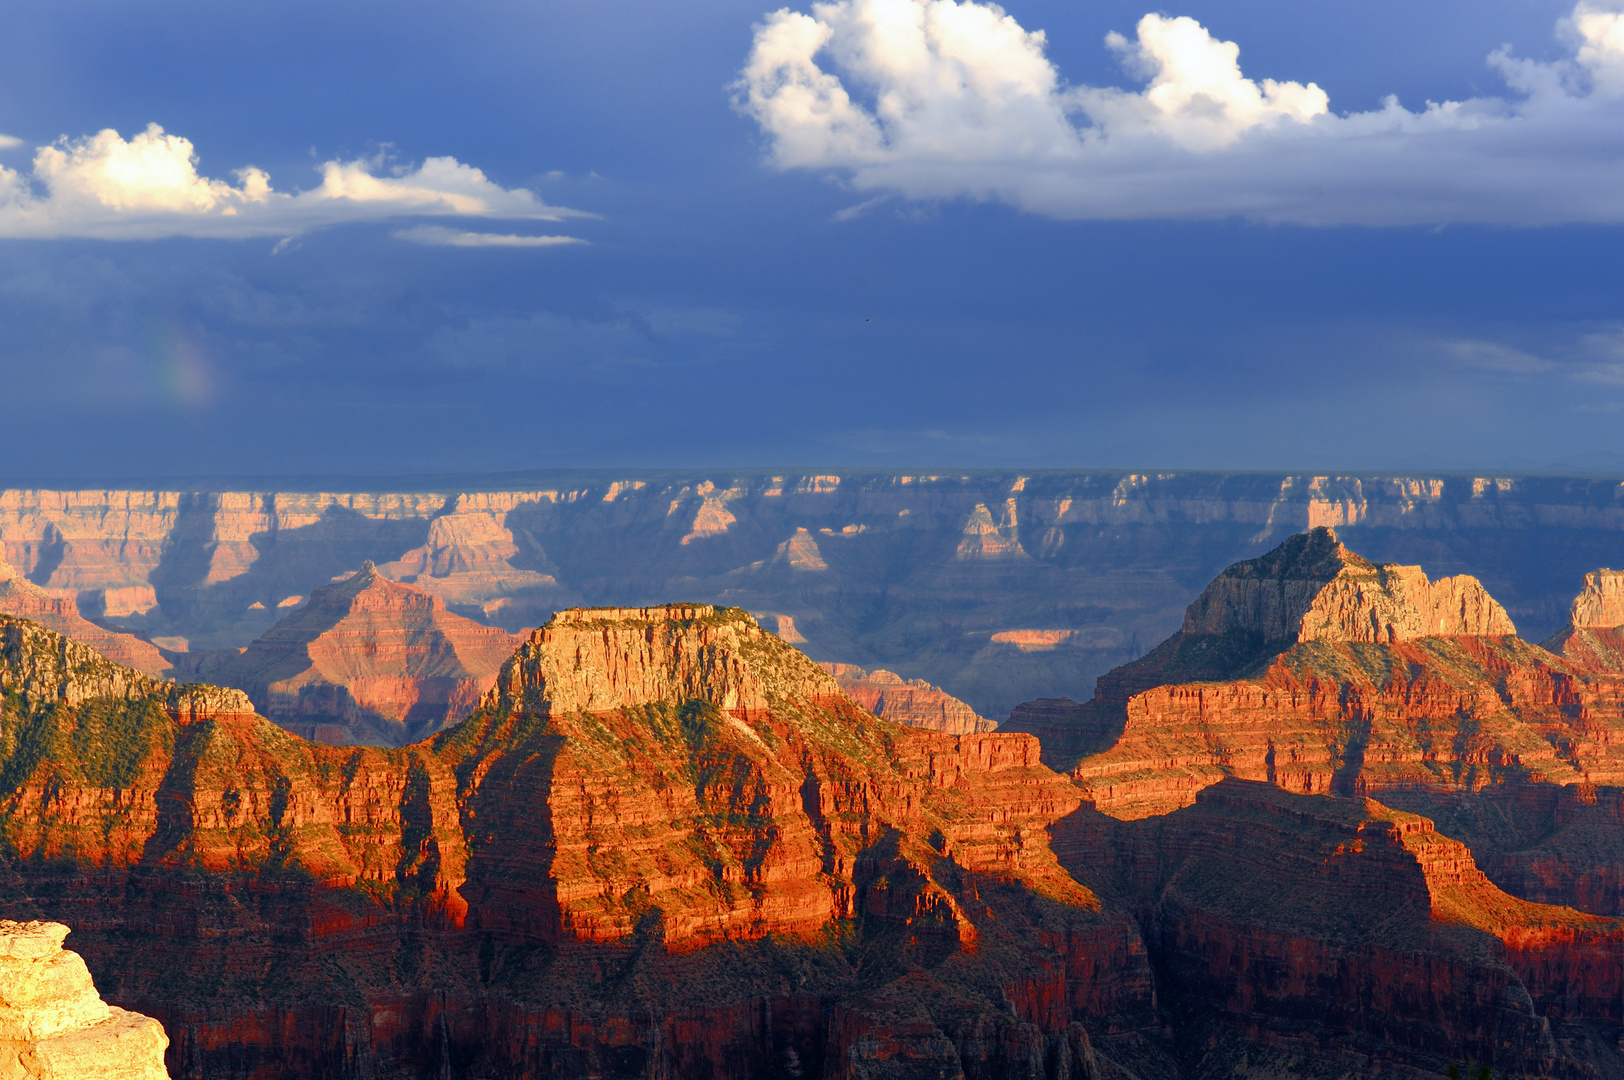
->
1024, 529, 1624, 820
5, 600, 1624, 1078
0, 558, 170, 678
0, 920, 170, 1080
10, 472, 1624, 720
1052, 779, 1624, 1077
0, 605, 1152, 1080
817, 662, 994, 733
1178, 526, 1514, 644
1541, 566, 1624, 673
199, 562, 523, 746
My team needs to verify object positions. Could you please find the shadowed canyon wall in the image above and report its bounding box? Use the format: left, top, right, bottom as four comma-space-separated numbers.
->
5, 472, 1624, 718
7, 539, 1624, 1077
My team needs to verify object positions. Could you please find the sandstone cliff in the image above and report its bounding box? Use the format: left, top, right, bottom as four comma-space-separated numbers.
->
1052, 779, 1624, 1077
0, 920, 170, 1080
1015, 531, 1624, 821
10, 472, 1624, 721
817, 662, 994, 734
7, 602, 1624, 1078
0, 558, 170, 678
1540, 567, 1624, 675
0, 604, 1153, 1080
1570, 567, 1624, 629
199, 563, 523, 746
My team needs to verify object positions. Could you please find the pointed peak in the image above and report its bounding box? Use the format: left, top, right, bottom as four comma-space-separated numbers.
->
359, 560, 377, 577
1218, 526, 1362, 585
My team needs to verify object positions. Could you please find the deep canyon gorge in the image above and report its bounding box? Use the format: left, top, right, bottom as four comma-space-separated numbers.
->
3, 473, 1624, 1078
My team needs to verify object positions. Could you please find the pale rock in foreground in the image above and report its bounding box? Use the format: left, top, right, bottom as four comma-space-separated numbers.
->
0, 921, 169, 1080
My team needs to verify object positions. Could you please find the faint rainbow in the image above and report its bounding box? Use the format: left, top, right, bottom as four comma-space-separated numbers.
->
144, 317, 216, 407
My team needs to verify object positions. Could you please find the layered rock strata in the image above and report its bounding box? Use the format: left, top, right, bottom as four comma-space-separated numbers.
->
11, 472, 1624, 719
0, 920, 170, 1080
0, 606, 1154, 1080
198, 563, 523, 746
817, 662, 994, 733
0, 558, 170, 678
1052, 779, 1624, 1077
1023, 529, 1624, 820
1541, 567, 1624, 674
7, 602, 1624, 1077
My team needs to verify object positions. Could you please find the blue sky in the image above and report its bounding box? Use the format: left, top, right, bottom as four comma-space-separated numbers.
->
1, 0, 1621, 478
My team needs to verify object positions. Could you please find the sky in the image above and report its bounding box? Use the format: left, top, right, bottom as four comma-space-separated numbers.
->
2, 0, 1623, 480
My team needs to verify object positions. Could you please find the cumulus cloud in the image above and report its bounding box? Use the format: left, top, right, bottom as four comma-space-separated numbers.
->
0, 123, 587, 240
736, 0, 1624, 224
393, 225, 588, 247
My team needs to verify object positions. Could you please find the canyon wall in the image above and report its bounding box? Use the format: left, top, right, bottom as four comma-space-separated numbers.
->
6, 599, 1624, 1077
817, 662, 995, 733
195, 562, 523, 746
5, 472, 1624, 718
0, 605, 1161, 1080
1010, 529, 1624, 822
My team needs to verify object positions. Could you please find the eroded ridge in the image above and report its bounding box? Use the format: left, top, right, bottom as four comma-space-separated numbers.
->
199, 562, 523, 746
1031, 529, 1624, 819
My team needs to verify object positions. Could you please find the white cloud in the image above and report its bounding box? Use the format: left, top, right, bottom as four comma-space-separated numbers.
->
1447, 340, 1558, 375
0, 123, 587, 239
0, 135, 22, 150
737, 0, 1624, 225
393, 225, 587, 247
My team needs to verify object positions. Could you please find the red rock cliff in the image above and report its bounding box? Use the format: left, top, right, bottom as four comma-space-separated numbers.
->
817, 662, 995, 734
202, 562, 523, 746
0, 605, 1157, 1080
1039, 530, 1624, 820
0, 557, 171, 678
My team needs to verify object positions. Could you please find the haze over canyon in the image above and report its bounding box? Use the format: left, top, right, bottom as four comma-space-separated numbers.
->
3, 468, 1624, 1077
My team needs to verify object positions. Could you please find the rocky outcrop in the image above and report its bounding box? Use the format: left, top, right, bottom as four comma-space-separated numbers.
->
1540, 567, 1624, 675
10, 472, 1624, 721
1053, 779, 1624, 1077
483, 604, 835, 719
0, 921, 170, 1080
0, 558, 170, 678
817, 662, 994, 733
1013, 531, 1624, 820
1180, 525, 1513, 647
0, 603, 1157, 1080
1571, 568, 1624, 630
199, 563, 523, 746
1, 615, 252, 720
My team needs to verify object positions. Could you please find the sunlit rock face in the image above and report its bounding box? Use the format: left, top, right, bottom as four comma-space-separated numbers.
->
0, 605, 1146, 1080
1178, 526, 1514, 645
0, 921, 170, 1080
817, 662, 994, 734
7, 472, 1624, 719
1541, 567, 1624, 674
1012, 529, 1624, 821
0, 557, 170, 678
5, 599, 1624, 1078
197, 562, 523, 746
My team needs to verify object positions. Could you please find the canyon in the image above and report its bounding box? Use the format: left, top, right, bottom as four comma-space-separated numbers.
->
5, 472, 1624, 720
189, 562, 524, 746
4, 535, 1624, 1077
817, 662, 994, 734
